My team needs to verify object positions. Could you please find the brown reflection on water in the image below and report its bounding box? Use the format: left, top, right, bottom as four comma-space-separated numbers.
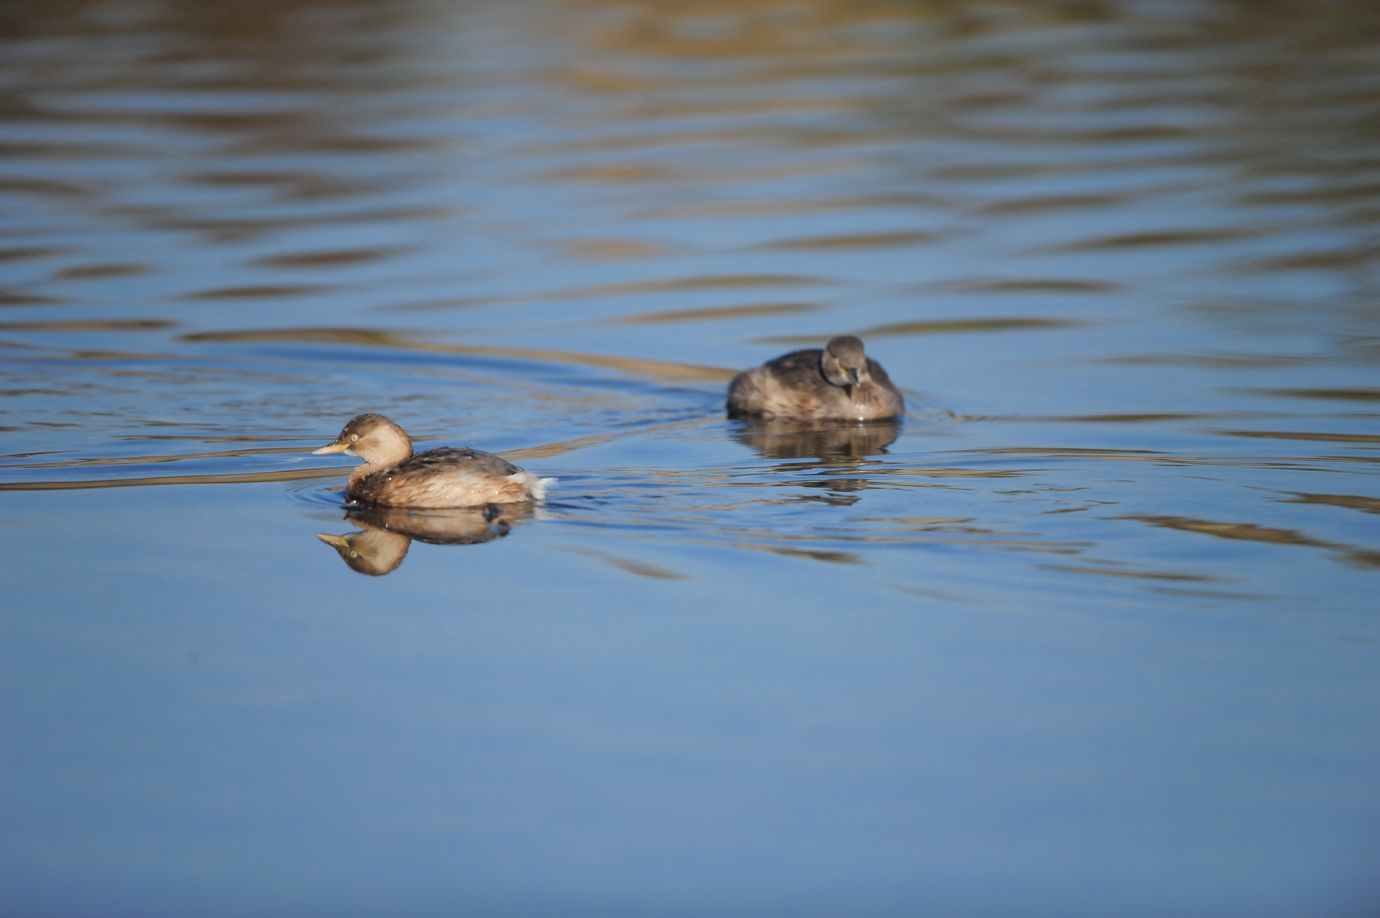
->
1260, 388, 1380, 403
543, 274, 832, 303
718, 419, 902, 509
1214, 429, 1380, 446
183, 327, 736, 382
0, 247, 74, 263
0, 467, 338, 492
732, 419, 900, 461
939, 278, 1122, 295
947, 446, 1380, 472
1025, 413, 1224, 424
732, 543, 863, 565
254, 248, 408, 269
644, 192, 941, 220
976, 192, 1131, 216
706, 522, 1089, 561
181, 170, 366, 206
316, 529, 413, 577
0, 319, 174, 332
182, 284, 327, 301
4, 443, 310, 471
760, 230, 938, 251
567, 546, 689, 581
51, 264, 150, 281
507, 418, 715, 462
317, 504, 524, 577
1048, 227, 1264, 252
391, 275, 831, 313
1040, 562, 1219, 584
751, 317, 1079, 345
1124, 514, 1380, 571
553, 238, 672, 261
1100, 353, 1313, 369
0, 291, 60, 307
611, 302, 819, 326
1280, 492, 1380, 517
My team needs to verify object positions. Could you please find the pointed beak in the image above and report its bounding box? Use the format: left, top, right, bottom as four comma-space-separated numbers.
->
313, 441, 349, 455
316, 532, 351, 550
846, 367, 861, 385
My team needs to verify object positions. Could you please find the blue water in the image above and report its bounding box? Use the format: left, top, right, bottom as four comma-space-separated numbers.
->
2, 1, 1378, 914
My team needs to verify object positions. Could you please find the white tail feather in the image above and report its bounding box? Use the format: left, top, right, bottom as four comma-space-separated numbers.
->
511, 471, 557, 501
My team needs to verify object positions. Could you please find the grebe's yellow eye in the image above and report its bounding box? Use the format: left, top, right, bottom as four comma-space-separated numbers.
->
350, 433, 359, 442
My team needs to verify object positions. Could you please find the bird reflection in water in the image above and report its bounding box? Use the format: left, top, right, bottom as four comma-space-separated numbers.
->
731, 418, 901, 460
315, 503, 530, 576
731, 418, 901, 506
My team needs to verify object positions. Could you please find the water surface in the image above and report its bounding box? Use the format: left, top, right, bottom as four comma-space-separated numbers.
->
2, 1, 1378, 915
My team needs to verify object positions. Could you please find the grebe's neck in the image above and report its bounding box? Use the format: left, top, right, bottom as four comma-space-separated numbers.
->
348, 431, 413, 483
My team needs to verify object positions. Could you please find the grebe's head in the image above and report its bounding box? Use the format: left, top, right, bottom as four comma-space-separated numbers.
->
316, 529, 410, 576
312, 413, 412, 465
821, 336, 870, 391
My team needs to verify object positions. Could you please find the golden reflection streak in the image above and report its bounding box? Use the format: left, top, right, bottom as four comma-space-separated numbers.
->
610, 302, 818, 325
182, 284, 326, 300
867, 466, 1030, 479
1029, 413, 1218, 423
182, 326, 736, 382
731, 543, 863, 565
760, 230, 938, 250
0, 468, 340, 491
0, 246, 72, 262
642, 192, 941, 219
553, 273, 832, 300
977, 193, 1130, 215
567, 547, 689, 580
0, 319, 174, 332
540, 163, 676, 182
1100, 353, 1308, 368
393, 274, 830, 312
254, 247, 405, 268
555, 238, 670, 261
1148, 587, 1270, 602
1262, 388, 1380, 402
5, 444, 313, 470
507, 417, 714, 461
1039, 563, 1218, 583
0, 291, 59, 306
935, 447, 1380, 468
1213, 429, 1380, 444
702, 531, 1089, 555
1283, 492, 1380, 515
752, 317, 1079, 344
1122, 514, 1380, 570
941, 278, 1122, 294
1049, 228, 1265, 251
1238, 249, 1372, 272
54, 264, 149, 280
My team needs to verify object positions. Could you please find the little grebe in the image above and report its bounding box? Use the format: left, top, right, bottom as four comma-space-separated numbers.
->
312, 413, 552, 508
727, 335, 904, 421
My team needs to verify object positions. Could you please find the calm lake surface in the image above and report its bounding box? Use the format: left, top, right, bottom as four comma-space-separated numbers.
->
2, 1, 1378, 914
